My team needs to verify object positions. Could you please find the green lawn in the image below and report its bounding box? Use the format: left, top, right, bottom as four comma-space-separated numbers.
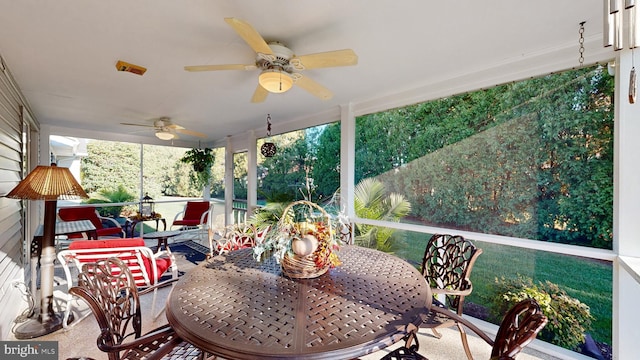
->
392, 230, 613, 346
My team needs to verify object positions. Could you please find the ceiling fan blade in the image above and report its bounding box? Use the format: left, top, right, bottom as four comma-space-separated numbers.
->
294, 76, 333, 100
251, 84, 269, 103
120, 122, 154, 127
175, 128, 207, 138
291, 49, 358, 70
184, 64, 257, 72
224, 17, 273, 55
166, 124, 185, 130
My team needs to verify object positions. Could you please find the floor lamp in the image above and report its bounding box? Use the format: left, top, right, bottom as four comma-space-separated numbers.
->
5, 164, 88, 339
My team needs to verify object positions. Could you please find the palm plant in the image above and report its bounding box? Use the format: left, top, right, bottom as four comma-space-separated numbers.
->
248, 202, 288, 232
85, 185, 136, 218
353, 178, 411, 252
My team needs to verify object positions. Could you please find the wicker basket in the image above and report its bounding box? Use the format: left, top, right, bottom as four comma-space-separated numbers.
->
279, 200, 332, 279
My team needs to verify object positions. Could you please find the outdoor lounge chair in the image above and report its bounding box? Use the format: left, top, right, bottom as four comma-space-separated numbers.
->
170, 201, 212, 230
383, 298, 548, 360
419, 233, 483, 360
57, 238, 177, 329
68, 257, 200, 360
58, 206, 124, 238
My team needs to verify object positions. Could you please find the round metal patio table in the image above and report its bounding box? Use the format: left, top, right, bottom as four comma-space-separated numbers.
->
166, 245, 431, 360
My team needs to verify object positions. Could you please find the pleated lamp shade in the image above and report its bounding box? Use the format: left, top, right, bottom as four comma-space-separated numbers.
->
6, 164, 88, 200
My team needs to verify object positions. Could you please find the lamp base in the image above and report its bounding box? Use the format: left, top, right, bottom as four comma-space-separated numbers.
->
13, 311, 73, 339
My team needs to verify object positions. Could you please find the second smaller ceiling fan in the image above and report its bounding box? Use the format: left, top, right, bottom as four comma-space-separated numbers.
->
120, 117, 206, 140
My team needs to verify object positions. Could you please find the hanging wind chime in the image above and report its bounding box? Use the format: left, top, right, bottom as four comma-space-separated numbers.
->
603, 0, 638, 103
261, 114, 277, 157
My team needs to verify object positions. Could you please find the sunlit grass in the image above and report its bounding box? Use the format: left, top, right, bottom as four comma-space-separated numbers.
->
393, 230, 612, 346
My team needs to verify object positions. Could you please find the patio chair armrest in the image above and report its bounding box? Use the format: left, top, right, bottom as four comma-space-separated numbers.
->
151, 248, 177, 277
97, 214, 120, 228
97, 324, 177, 353
431, 285, 473, 297
172, 209, 186, 223
430, 300, 494, 346
138, 277, 180, 296
153, 248, 172, 257
199, 205, 212, 225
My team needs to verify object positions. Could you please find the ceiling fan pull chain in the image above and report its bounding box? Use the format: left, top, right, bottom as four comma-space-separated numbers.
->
578, 21, 585, 67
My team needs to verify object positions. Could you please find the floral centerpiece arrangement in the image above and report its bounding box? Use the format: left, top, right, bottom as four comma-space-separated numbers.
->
253, 200, 341, 279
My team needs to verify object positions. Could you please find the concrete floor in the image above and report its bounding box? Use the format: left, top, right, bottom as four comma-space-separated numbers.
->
8, 235, 563, 360
9, 292, 559, 360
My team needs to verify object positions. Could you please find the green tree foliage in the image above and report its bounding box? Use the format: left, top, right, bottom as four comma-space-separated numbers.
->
143, 144, 192, 197
312, 122, 341, 200
258, 131, 316, 202
81, 140, 140, 194
81, 140, 222, 199
234, 152, 248, 199
209, 147, 225, 197
353, 65, 613, 249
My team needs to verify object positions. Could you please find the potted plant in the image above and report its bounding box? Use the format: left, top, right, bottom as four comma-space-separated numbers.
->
180, 148, 215, 189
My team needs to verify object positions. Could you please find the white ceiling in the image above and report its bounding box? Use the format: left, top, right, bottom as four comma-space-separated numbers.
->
0, 1, 613, 147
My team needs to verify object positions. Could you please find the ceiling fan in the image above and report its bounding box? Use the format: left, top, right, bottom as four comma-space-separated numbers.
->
120, 117, 206, 140
184, 17, 358, 103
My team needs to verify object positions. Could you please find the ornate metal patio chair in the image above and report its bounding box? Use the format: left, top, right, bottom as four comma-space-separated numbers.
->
68, 257, 201, 360
380, 330, 426, 360
384, 298, 547, 360
207, 222, 270, 258
419, 234, 483, 360
486, 298, 548, 359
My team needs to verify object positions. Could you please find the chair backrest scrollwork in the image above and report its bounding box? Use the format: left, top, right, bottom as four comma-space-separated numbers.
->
71, 258, 142, 358
421, 234, 483, 310
491, 298, 549, 360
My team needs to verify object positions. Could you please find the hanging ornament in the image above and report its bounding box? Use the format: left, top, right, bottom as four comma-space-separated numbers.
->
261, 114, 277, 157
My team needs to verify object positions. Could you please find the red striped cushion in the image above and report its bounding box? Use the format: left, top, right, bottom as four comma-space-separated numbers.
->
67, 238, 171, 285
69, 238, 144, 249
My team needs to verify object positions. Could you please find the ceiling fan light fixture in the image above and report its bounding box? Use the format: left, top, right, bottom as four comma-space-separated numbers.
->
155, 130, 174, 140
258, 69, 293, 93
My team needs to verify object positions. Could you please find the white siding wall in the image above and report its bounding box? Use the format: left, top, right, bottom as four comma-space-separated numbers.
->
0, 55, 38, 340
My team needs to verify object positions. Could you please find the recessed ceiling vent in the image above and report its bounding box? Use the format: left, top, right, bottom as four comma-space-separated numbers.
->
115, 60, 147, 76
